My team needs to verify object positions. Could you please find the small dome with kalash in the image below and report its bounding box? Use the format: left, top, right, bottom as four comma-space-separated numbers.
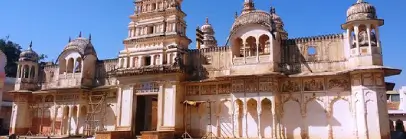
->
62, 32, 97, 56
346, 0, 377, 22
201, 17, 214, 34
19, 41, 39, 62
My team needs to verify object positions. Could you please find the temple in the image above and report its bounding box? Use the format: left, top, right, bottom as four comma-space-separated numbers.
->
8, 0, 401, 139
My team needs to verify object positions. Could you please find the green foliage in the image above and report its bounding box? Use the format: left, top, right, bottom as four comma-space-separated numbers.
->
0, 37, 48, 78
0, 38, 22, 77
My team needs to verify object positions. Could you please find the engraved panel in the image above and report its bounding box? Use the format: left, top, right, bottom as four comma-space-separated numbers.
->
232, 79, 244, 93
45, 95, 54, 102
34, 95, 43, 103
134, 82, 159, 93
351, 74, 361, 86
245, 78, 258, 93
374, 73, 384, 86
281, 80, 301, 92
201, 85, 216, 95
328, 77, 350, 90
362, 73, 374, 86
55, 94, 79, 102
218, 83, 231, 94
186, 85, 199, 96
303, 78, 324, 91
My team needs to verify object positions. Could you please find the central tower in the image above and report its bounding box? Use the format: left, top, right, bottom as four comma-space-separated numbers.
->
119, 0, 191, 69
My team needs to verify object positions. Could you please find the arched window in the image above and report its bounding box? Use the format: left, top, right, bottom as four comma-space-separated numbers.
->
259, 35, 270, 55
246, 36, 256, 57
23, 65, 29, 78
67, 58, 74, 73
75, 58, 82, 73
30, 65, 36, 79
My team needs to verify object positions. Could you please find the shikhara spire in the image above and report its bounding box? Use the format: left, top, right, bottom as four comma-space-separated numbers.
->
29, 41, 33, 49
357, 0, 364, 3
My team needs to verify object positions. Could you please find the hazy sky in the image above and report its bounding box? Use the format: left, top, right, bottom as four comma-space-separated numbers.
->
0, 0, 405, 88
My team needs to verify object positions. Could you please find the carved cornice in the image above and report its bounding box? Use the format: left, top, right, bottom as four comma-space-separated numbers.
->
109, 64, 184, 77
285, 33, 344, 45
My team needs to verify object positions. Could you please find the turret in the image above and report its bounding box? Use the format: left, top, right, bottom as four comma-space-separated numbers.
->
342, 0, 383, 67
15, 41, 40, 91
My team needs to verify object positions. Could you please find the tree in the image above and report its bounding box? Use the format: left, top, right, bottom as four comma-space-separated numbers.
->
0, 38, 22, 77
0, 37, 47, 78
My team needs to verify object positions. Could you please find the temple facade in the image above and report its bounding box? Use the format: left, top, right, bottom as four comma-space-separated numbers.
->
8, 0, 401, 139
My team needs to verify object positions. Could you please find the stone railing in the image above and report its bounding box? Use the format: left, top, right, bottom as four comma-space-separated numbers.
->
109, 64, 184, 77
232, 55, 271, 66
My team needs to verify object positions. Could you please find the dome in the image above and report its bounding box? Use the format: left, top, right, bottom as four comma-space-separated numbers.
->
346, 0, 377, 22
231, 10, 272, 33
19, 42, 39, 62
63, 36, 97, 56
201, 18, 214, 34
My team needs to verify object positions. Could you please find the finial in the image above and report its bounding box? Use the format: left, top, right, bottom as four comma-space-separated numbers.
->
79, 31, 82, 37
357, 0, 364, 3
196, 25, 200, 30
205, 17, 209, 24
68, 37, 71, 42
270, 7, 276, 14
89, 34, 92, 41
29, 41, 33, 49
235, 12, 238, 19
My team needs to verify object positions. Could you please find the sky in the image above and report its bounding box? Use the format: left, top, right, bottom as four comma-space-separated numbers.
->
0, 0, 405, 88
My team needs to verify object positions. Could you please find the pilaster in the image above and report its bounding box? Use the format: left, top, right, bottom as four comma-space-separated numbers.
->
350, 71, 390, 139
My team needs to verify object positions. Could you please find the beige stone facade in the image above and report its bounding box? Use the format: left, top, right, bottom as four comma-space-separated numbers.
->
8, 0, 402, 139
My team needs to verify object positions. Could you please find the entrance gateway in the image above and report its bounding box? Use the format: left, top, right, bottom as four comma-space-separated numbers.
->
132, 82, 159, 137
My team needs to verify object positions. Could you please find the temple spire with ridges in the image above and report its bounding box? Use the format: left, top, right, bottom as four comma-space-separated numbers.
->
79, 31, 82, 37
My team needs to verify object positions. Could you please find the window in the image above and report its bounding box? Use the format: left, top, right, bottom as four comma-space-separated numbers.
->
152, 3, 157, 10
307, 46, 317, 55
145, 56, 151, 66
148, 26, 154, 34
391, 94, 400, 102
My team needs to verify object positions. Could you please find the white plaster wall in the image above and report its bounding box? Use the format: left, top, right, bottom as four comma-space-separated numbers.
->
105, 99, 118, 131
163, 87, 175, 127
120, 86, 133, 127
282, 101, 302, 139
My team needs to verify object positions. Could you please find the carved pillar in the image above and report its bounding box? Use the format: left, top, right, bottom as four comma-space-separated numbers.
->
52, 106, 57, 135
34, 65, 38, 80
243, 40, 247, 64
354, 25, 360, 55
159, 54, 163, 65
257, 106, 262, 138
256, 39, 260, 63
366, 24, 372, 54
130, 56, 134, 68
150, 55, 155, 66
347, 28, 352, 52
68, 106, 73, 136
271, 98, 277, 139
28, 64, 32, 79
73, 59, 77, 73
76, 105, 80, 135
16, 65, 21, 78
138, 56, 143, 67
243, 102, 248, 138
375, 27, 380, 48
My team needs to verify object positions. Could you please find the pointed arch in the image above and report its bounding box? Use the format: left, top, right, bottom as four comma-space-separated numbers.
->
260, 98, 273, 138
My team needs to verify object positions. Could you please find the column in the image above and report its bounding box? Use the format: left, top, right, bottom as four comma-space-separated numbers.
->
159, 54, 163, 65
16, 65, 21, 78
68, 106, 73, 136
35, 65, 38, 80
138, 56, 143, 67
256, 39, 260, 63
272, 98, 277, 139
257, 105, 262, 138
243, 40, 247, 64
73, 59, 76, 73
130, 56, 134, 68
124, 57, 128, 68
354, 25, 360, 55
366, 24, 372, 54
132, 28, 135, 37
157, 84, 164, 130
243, 102, 248, 138
375, 27, 382, 54
52, 106, 57, 135
28, 64, 32, 79
150, 55, 155, 66
347, 28, 352, 55
76, 105, 80, 135
172, 52, 178, 64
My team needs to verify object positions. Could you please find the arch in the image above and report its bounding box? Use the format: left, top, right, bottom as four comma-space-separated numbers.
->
395, 119, 405, 132
59, 59, 67, 74
259, 34, 270, 55
154, 55, 160, 65
23, 65, 29, 78
260, 98, 273, 138
245, 36, 257, 57
389, 119, 394, 131
63, 106, 69, 119
30, 65, 36, 79
67, 58, 74, 73
246, 98, 258, 138
75, 57, 82, 73
234, 99, 244, 137
330, 98, 352, 139
232, 37, 243, 57
120, 58, 125, 68
217, 100, 233, 137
